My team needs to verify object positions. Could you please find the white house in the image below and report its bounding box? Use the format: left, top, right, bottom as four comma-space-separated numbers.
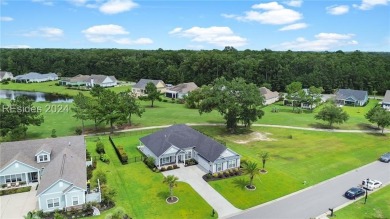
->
60, 74, 117, 87
0, 136, 100, 212
138, 124, 240, 174
132, 79, 166, 97
13, 72, 58, 83
165, 82, 199, 99
0, 71, 14, 81
259, 87, 279, 105
382, 90, 390, 111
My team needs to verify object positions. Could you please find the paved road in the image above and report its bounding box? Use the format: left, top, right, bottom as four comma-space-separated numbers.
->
226, 161, 390, 219
162, 165, 241, 218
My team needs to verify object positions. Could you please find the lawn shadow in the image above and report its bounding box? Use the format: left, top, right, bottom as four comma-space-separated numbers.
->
356, 123, 380, 131
232, 178, 249, 190
157, 191, 170, 200
308, 123, 338, 129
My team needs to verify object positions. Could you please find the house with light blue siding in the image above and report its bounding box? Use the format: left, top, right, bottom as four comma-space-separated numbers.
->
0, 136, 99, 212
335, 89, 368, 106
382, 90, 390, 111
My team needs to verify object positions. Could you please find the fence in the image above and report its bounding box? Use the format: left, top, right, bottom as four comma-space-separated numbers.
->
108, 135, 146, 164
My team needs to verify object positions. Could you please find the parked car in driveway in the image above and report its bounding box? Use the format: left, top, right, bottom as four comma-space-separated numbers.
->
379, 152, 390, 163
344, 187, 365, 199
362, 179, 382, 190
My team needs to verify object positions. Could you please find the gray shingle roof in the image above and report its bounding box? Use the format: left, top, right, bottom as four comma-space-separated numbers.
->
383, 90, 390, 104
133, 79, 164, 89
0, 136, 86, 194
167, 82, 198, 94
14, 72, 58, 80
336, 89, 367, 101
0, 71, 13, 79
259, 87, 279, 100
140, 124, 227, 162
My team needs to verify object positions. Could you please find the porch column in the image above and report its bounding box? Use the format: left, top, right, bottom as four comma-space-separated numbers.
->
176, 155, 178, 165
25, 172, 29, 184
158, 157, 161, 167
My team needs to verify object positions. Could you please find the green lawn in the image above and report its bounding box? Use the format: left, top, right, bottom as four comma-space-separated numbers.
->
193, 126, 390, 209
85, 134, 217, 219
335, 185, 390, 218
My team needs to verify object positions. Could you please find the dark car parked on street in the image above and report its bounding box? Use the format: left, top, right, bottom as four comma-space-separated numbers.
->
379, 152, 390, 163
344, 187, 365, 199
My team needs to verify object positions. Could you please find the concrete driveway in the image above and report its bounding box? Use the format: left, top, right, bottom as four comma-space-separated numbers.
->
0, 186, 37, 219
227, 161, 390, 219
162, 165, 241, 218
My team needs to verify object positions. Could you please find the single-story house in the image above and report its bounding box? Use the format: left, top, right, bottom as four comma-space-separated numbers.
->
0, 136, 99, 212
59, 74, 117, 87
13, 72, 58, 83
0, 71, 14, 81
138, 124, 240, 174
382, 90, 390, 111
335, 89, 368, 106
259, 87, 279, 105
132, 79, 166, 97
165, 82, 199, 99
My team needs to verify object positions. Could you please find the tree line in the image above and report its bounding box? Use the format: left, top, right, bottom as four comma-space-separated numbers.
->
1, 48, 389, 95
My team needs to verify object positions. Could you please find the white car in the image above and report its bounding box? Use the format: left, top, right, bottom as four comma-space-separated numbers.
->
362, 179, 382, 190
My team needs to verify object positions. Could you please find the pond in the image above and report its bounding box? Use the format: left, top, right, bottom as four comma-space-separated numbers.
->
0, 89, 73, 103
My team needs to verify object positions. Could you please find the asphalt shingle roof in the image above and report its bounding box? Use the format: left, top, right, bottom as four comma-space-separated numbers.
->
167, 82, 198, 93
259, 87, 279, 100
0, 136, 86, 194
140, 124, 227, 162
14, 72, 58, 80
133, 79, 164, 89
336, 89, 367, 101
383, 90, 390, 104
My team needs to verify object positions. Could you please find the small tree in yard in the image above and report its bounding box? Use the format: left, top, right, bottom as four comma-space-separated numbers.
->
366, 106, 390, 133
260, 151, 269, 170
96, 141, 105, 154
163, 175, 179, 201
243, 161, 260, 189
315, 104, 349, 128
145, 82, 162, 107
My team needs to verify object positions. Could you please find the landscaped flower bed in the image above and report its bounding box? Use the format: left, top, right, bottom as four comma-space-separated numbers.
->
0, 186, 31, 196
184, 158, 198, 166
160, 164, 179, 172
202, 168, 242, 182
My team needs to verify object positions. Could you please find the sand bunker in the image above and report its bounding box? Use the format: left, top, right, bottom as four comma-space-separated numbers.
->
233, 132, 276, 144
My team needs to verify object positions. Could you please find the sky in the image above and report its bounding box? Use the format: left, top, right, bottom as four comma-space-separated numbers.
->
1, 0, 389, 51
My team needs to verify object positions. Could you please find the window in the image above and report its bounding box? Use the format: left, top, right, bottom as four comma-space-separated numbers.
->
38, 154, 48, 162
216, 163, 222, 172
228, 160, 236, 168
161, 157, 170, 164
185, 151, 192, 159
47, 198, 60, 208
72, 197, 79, 206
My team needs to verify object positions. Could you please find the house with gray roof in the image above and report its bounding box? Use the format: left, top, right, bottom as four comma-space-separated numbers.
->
165, 82, 199, 99
259, 87, 279, 105
13, 72, 58, 83
382, 90, 390, 111
60, 74, 117, 87
335, 89, 368, 106
132, 79, 166, 97
0, 71, 14, 81
0, 136, 99, 212
138, 124, 240, 173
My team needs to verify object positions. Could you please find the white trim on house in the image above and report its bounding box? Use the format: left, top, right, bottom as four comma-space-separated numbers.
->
46, 197, 60, 209
72, 196, 79, 206
37, 179, 79, 196
0, 160, 40, 173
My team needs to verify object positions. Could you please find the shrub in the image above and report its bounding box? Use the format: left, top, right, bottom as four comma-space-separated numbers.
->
229, 170, 235, 176
20, 181, 26, 186
212, 173, 218, 178
144, 157, 156, 169
162, 99, 168, 102
75, 128, 82, 135
173, 164, 178, 169
160, 167, 166, 171
116, 146, 128, 164
218, 172, 224, 178
87, 165, 94, 180
51, 129, 57, 138
288, 134, 293, 139
1, 184, 6, 188
86, 150, 91, 160
167, 166, 173, 170
100, 154, 110, 163
95, 170, 107, 185
223, 171, 230, 177
0, 186, 31, 196
96, 141, 105, 154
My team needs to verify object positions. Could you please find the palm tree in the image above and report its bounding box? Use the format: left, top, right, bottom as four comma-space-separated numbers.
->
163, 175, 179, 201
243, 161, 260, 189
260, 151, 269, 170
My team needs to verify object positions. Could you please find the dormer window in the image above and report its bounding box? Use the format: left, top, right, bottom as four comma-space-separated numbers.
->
39, 154, 48, 162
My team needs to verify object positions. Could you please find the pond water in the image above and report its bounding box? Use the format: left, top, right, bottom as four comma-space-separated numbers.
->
0, 89, 73, 103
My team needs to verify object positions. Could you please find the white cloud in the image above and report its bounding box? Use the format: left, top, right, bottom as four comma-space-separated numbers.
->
284, 0, 303, 7
353, 0, 388, 10
82, 24, 153, 45
2, 45, 32, 49
32, 0, 54, 6
169, 26, 247, 47
99, 0, 138, 14
279, 23, 307, 31
68, 0, 88, 6
24, 27, 64, 39
0, 16, 13, 21
326, 5, 349, 15
224, 2, 303, 25
273, 33, 358, 51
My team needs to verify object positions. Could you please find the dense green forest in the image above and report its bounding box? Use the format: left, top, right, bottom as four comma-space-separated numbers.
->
1, 48, 389, 94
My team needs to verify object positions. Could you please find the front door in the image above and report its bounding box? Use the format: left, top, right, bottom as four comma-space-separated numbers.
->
178, 154, 184, 163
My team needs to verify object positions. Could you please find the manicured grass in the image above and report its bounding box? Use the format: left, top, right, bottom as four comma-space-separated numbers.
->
193, 126, 389, 209
85, 134, 216, 219
335, 185, 390, 218
0, 81, 132, 97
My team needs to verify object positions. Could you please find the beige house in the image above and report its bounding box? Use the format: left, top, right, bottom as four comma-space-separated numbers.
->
0, 71, 14, 81
132, 79, 166, 96
259, 87, 279, 105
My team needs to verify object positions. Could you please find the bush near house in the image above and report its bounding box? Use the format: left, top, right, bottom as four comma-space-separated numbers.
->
108, 136, 129, 164
202, 168, 242, 182
0, 186, 31, 196
185, 158, 198, 166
